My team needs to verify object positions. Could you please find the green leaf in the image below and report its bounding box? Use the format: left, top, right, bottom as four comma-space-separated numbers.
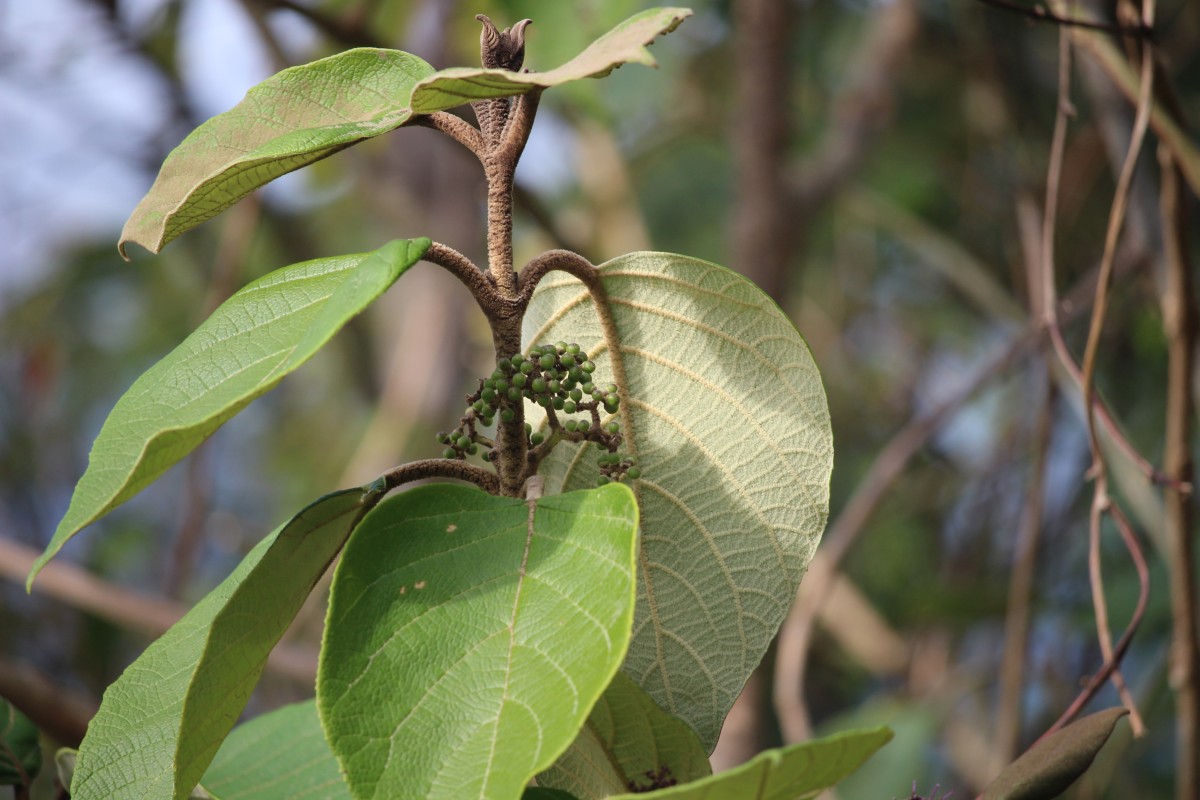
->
0, 699, 42, 786
202, 701, 350, 800
539, 672, 710, 798
69, 485, 383, 800
523, 252, 833, 749
28, 239, 428, 588
980, 708, 1128, 800
409, 7, 692, 113
318, 483, 640, 800
120, 50, 435, 255
58, 749, 216, 800
606, 727, 891, 799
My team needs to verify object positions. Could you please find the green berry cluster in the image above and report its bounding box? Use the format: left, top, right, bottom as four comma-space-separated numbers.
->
437, 341, 639, 485
596, 447, 640, 485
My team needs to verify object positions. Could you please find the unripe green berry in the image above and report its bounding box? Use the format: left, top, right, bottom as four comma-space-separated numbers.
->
606, 421, 620, 434
473, 400, 486, 414
468, 443, 478, 455
566, 343, 581, 355
520, 360, 535, 374
597, 476, 610, 486
570, 388, 583, 402
494, 378, 509, 392
498, 357, 512, 371
604, 393, 619, 407
456, 434, 472, 448
481, 415, 494, 427
555, 340, 568, 352
604, 402, 619, 415
539, 353, 557, 370
560, 354, 576, 369
563, 400, 577, 414
626, 467, 642, 479
436, 431, 450, 444
525, 422, 534, 434
568, 366, 584, 382
582, 382, 596, 394
501, 408, 515, 423
481, 388, 496, 403
564, 420, 576, 433
443, 447, 457, 459
549, 379, 561, 393
553, 397, 565, 410
508, 387, 522, 403
531, 377, 548, 394
531, 432, 545, 445
512, 373, 528, 389
581, 360, 596, 373
481, 451, 491, 462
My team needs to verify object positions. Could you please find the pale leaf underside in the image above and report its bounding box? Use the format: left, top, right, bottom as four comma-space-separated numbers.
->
523, 252, 833, 749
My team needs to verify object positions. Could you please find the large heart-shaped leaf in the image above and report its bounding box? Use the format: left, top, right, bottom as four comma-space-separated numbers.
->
408, 7, 692, 114
202, 700, 350, 800
608, 727, 891, 799
318, 483, 639, 800
69, 485, 382, 800
538, 671, 710, 798
28, 238, 428, 588
523, 252, 833, 749
0, 699, 42, 786
120, 50, 435, 256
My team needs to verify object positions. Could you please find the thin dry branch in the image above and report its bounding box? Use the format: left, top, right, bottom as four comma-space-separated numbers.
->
1038, 501, 1149, 739
1071, 0, 1155, 735
772, 240, 1146, 742
1158, 143, 1200, 799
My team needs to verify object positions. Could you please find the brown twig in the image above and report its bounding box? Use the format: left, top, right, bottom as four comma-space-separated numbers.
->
422, 240, 504, 314
517, 248, 601, 306
775, 323, 1040, 742
413, 112, 486, 160
772, 240, 1143, 742
1071, 0, 1155, 735
973, 0, 1155, 38
1038, 501, 1149, 740
380, 458, 500, 495
1158, 142, 1200, 799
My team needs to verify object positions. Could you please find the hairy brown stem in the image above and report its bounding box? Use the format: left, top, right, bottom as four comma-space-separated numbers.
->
380, 458, 499, 495
414, 112, 485, 159
422, 241, 503, 313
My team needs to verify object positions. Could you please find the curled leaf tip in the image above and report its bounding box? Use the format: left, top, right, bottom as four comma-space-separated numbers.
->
478, 14, 532, 71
